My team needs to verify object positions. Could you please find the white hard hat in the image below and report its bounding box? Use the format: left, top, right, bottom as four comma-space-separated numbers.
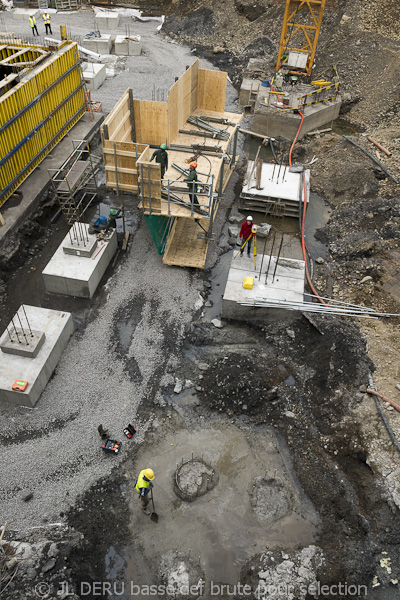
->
246, 215, 253, 221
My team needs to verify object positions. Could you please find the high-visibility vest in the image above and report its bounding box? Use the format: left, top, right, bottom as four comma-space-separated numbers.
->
43, 13, 51, 24
29, 17, 36, 27
135, 470, 151, 494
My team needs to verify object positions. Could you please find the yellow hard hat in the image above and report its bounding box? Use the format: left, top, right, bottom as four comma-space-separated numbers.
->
144, 468, 155, 480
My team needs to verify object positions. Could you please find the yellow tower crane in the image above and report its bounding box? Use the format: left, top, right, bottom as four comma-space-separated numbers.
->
275, 0, 326, 77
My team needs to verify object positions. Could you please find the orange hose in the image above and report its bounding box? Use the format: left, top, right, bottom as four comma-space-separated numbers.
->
367, 389, 400, 414
301, 172, 326, 306
289, 110, 304, 167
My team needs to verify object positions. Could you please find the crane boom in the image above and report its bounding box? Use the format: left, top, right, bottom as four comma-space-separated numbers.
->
276, 0, 326, 77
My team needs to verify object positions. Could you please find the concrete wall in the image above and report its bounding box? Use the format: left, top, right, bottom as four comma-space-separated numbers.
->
252, 99, 342, 140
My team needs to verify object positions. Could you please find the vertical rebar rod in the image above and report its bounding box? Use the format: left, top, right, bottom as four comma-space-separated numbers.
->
8, 310, 21, 343
15, 310, 29, 345
265, 231, 276, 284
258, 230, 270, 279
6, 323, 14, 343
21, 305, 33, 337
271, 162, 276, 181
277, 155, 283, 182
272, 234, 284, 283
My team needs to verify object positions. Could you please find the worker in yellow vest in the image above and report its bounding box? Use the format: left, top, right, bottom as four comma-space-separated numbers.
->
135, 468, 154, 515
42, 12, 52, 35
29, 15, 39, 37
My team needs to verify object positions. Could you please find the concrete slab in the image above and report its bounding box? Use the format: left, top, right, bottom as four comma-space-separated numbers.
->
0, 112, 104, 253
240, 162, 310, 217
0, 306, 74, 407
222, 250, 305, 320
42, 224, 118, 298
95, 10, 120, 29
13, 8, 39, 21
82, 63, 106, 91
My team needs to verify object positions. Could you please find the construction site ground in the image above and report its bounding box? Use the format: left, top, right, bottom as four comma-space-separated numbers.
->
1, 2, 400, 599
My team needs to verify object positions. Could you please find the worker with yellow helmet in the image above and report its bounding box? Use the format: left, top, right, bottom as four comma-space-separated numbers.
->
135, 468, 155, 515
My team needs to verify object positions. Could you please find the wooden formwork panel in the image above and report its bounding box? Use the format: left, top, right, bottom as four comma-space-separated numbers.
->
168, 60, 199, 142
101, 89, 132, 143
103, 140, 147, 192
197, 68, 227, 113
133, 100, 168, 145
137, 145, 162, 200
163, 217, 209, 268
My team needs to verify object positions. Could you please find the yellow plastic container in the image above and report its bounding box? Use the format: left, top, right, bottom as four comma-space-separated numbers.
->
243, 277, 254, 290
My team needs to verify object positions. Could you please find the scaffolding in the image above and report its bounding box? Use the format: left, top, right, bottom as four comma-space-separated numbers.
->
48, 140, 100, 241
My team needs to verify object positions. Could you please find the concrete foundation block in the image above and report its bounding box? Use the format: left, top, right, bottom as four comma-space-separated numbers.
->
82, 63, 106, 91
0, 306, 74, 407
128, 36, 141, 56
222, 250, 305, 321
252, 98, 342, 140
95, 11, 120, 29
42, 223, 118, 298
82, 34, 112, 54
114, 35, 141, 56
13, 8, 39, 21
114, 34, 128, 55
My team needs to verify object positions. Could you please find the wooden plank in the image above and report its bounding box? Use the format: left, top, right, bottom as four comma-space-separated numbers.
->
168, 60, 199, 143
133, 99, 168, 145
197, 68, 227, 113
0, 212, 5, 226
163, 217, 209, 268
122, 231, 130, 250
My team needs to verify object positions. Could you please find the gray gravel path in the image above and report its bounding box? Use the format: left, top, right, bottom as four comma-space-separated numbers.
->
0, 7, 238, 113
0, 223, 202, 534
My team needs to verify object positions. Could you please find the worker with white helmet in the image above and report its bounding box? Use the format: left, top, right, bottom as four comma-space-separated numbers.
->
135, 468, 155, 515
239, 215, 254, 257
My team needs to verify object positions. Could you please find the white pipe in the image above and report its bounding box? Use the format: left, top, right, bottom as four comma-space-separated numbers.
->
44, 37, 102, 62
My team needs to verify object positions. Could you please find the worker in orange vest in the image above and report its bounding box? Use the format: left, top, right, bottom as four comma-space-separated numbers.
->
29, 15, 39, 36
42, 12, 52, 35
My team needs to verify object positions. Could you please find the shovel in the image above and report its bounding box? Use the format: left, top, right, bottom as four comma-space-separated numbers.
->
150, 490, 158, 523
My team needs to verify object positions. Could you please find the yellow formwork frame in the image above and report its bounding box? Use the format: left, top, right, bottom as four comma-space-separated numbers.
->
276, 0, 326, 76
0, 41, 86, 206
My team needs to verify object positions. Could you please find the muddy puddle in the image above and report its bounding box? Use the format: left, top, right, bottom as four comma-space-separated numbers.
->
123, 420, 320, 598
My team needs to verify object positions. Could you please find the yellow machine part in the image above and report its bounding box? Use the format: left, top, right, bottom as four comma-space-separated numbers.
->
0, 41, 86, 206
243, 276, 254, 290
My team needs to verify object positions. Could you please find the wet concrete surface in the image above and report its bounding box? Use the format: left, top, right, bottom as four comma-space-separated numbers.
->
123, 416, 320, 598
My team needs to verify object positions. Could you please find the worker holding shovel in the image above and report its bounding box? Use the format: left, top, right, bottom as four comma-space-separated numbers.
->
135, 468, 155, 516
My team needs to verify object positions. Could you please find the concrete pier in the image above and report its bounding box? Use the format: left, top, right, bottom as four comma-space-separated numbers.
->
222, 250, 305, 321
0, 306, 74, 408
42, 224, 118, 298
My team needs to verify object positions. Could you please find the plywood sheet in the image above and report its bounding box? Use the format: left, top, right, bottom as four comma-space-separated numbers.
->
102, 89, 132, 142
197, 69, 227, 113
168, 60, 199, 142
133, 100, 168, 145
163, 217, 209, 268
